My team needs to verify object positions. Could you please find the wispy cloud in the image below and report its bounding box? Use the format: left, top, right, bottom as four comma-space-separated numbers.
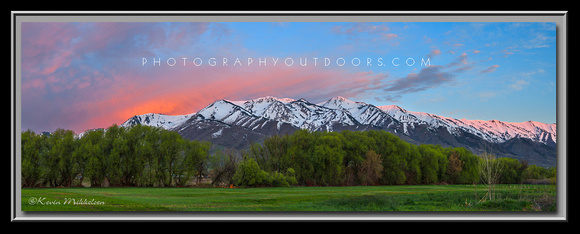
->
20, 22, 223, 133
480, 65, 500, 74
446, 52, 469, 67
20, 22, 557, 131
478, 90, 498, 100
380, 65, 455, 102
426, 49, 441, 58
509, 79, 530, 90
445, 52, 474, 73
522, 32, 555, 49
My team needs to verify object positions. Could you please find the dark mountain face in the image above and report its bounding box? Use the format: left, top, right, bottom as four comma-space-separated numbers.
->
174, 114, 299, 149
120, 96, 557, 167
497, 137, 557, 168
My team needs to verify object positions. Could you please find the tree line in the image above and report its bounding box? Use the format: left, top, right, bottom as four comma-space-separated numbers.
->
21, 125, 210, 187
21, 125, 555, 188
242, 129, 479, 187
231, 129, 556, 187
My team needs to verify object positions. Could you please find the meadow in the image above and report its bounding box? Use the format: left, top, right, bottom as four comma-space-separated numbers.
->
21, 184, 556, 212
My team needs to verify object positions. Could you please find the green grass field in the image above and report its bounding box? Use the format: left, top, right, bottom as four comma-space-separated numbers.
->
21, 184, 556, 212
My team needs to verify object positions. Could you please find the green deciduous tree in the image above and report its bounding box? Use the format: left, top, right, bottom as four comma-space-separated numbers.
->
233, 158, 270, 187
21, 130, 46, 187
418, 145, 439, 184
521, 164, 549, 181
177, 140, 211, 186
312, 133, 346, 186
48, 129, 76, 187
21, 124, 211, 188
22, 124, 543, 188
496, 157, 522, 184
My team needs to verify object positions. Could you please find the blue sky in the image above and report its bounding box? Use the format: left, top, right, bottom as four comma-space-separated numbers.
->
229, 22, 557, 123
21, 21, 557, 133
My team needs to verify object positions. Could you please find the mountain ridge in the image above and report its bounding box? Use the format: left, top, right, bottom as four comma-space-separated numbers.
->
119, 96, 557, 167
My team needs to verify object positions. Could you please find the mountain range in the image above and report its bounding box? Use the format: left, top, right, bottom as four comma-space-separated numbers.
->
120, 96, 557, 167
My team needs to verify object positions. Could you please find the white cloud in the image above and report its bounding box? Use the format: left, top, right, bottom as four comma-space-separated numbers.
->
478, 90, 498, 99
523, 32, 553, 49
509, 79, 529, 90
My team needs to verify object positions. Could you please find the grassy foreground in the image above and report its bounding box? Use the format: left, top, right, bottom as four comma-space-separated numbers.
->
21, 184, 556, 212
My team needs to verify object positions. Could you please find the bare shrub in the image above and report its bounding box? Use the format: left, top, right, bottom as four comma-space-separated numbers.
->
478, 152, 503, 201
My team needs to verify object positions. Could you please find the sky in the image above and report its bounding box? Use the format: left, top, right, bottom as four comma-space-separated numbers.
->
20, 21, 557, 134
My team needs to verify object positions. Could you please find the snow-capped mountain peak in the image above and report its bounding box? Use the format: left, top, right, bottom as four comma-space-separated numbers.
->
120, 112, 193, 130
230, 96, 295, 107
377, 104, 405, 113
118, 95, 556, 167
320, 96, 363, 109
195, 99, 258, 124
121, 96, 556, 146
378, 104, 557, 144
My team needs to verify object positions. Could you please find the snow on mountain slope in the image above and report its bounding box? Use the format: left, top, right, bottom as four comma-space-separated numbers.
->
285, 98, 358, 131
320, 96, 395, 128
319, 96, 363, 113
455, 119, 557, 144
196, 100, 254, 124
377, 104, 556, 144
193, 99, 272, 131
120, 112, 193, 130
120, 96, 556, 146
230, 96, 296, 123
229, 96, 357, 131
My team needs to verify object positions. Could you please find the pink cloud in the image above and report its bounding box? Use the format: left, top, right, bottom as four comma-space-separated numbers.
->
20, 22, 392, 133
21, 23, 80, 77
61, 64, 388, 133
427, 49, 441, 58
480, 64, 500, 74
380, 33, 398, 41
